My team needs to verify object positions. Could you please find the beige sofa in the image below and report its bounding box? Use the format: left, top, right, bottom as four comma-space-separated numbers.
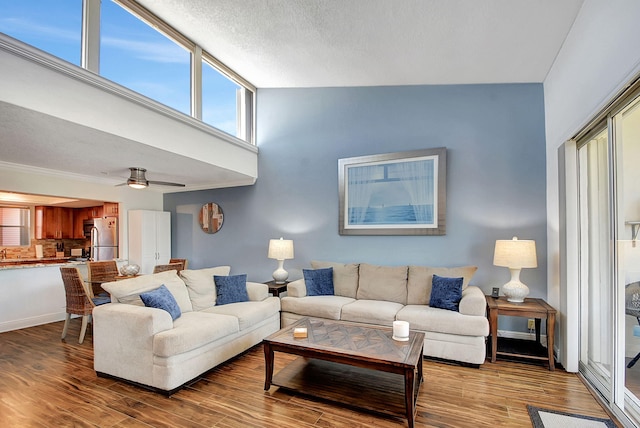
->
93, 267, 281, 393
281, 261, 489, 365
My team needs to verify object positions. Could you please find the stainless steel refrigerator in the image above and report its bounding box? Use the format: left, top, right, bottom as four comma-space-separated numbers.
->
90, 217, 118, 261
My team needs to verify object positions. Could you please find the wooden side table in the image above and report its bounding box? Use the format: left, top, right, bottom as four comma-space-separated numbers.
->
264, 280, 289, 297
485, 296, 556, 371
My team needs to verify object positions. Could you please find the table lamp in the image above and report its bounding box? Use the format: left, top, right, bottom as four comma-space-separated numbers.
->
268, 237, 294, 284
493, 237, 537, 303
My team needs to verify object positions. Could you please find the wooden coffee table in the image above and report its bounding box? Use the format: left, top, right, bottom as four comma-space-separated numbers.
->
263, 317, 425, 427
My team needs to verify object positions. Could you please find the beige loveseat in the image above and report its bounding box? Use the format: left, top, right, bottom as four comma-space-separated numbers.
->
93, 267, 281, 393
281, 261, 489, 365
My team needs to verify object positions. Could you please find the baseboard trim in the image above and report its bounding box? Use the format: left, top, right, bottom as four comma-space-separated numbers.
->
0, 312, 66, 333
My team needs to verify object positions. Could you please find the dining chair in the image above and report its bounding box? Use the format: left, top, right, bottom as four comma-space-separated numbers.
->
153, 262, 184, 274
169, 258, 188, 271
626, 281, 640, 368
60, 266, 110, 344
87, 260, 119, 297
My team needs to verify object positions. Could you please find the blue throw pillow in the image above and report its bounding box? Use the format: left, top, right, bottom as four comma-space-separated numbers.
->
429, 274, 463, 312
303, 267, 334, 296
214, 274, 249, 305
140, 284, 181, 320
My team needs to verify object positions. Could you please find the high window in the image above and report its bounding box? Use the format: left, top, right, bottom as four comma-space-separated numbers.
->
0, 0, 255, 143
0, 207, 30, 246
100, 1, 191, 115
0, 0, 82, 66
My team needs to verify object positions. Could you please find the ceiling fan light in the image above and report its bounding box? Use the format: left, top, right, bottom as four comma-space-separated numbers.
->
128, 182, 147, 189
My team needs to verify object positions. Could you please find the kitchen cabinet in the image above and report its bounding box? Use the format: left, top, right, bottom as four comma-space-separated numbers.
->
128, 210, 171, 274
35, 206, 74, 239
87, 205, 103, 218
103, 202, 118, 216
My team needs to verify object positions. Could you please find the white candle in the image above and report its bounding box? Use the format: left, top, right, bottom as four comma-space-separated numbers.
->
393, 320, 409, 340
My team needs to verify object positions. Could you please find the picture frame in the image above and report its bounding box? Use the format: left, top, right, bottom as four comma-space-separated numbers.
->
338, 147, 446, 235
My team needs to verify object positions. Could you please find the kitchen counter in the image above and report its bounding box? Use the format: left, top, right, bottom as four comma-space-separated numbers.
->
0, 257, 87, 270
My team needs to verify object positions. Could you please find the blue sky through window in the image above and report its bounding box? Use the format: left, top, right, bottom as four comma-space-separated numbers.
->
0, 0, 82, 65
0, 0, 240, 138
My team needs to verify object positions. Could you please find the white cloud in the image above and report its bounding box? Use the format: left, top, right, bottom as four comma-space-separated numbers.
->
101, 36, 189, 65
0, 17, 78, 42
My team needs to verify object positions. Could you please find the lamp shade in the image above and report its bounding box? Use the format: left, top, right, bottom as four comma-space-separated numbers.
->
268, 238, 294, 260
493, 237, 537, 268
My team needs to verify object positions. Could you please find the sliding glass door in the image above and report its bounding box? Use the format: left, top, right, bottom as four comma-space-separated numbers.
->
577, 92, 640, 425
578, 127, 613, 395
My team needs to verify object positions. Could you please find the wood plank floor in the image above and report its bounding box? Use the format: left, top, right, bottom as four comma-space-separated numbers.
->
0, 319, 618, 427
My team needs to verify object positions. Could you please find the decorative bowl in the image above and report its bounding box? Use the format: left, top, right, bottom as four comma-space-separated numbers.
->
120, 264, 140, 276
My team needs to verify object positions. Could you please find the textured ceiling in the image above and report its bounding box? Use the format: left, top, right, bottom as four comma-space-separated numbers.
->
136, 0, 584, 88
1, 0, 585, 200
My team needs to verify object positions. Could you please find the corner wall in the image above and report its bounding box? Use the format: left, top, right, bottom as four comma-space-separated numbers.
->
544, 0, 640, 372
165, 83, 547, 331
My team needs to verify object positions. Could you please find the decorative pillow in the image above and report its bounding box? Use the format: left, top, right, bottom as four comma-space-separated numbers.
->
139, 284, 182, 320
407, 265, 478, 305
311, 261, 359, 298
102, 269, 193, 312
214, 274, 249, 305
303, 267, 335, 296
429, 274, 464, 312
180, 266, 231, 310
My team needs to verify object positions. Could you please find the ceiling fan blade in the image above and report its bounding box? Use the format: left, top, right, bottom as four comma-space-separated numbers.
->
148, 180, 185, 187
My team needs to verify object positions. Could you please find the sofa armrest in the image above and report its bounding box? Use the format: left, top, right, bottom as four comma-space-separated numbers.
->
459, 285, 487, 316
92, 303, 173, 381
246, 282, 269, 301
287, 279, 307, 297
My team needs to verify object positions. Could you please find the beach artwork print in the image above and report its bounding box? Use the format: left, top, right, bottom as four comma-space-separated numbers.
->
339, 148, 446, 235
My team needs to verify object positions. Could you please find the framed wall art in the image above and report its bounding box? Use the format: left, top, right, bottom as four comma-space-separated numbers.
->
338, 147, 446, 235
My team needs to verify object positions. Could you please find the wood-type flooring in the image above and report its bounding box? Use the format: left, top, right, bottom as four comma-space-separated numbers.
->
0, 319, 619, 427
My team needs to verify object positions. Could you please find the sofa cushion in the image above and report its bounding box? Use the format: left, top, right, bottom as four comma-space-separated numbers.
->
140, 285, 182, 320
396, 305, 489, 337
311, 261, 359, 298
340, 300, 404, 326
356, 263, 408, 305
203, 297, 281, 330
153, 311, 239, 357
179, 266, 231, 310
407, 265, 478, 305
429, 275, 463, 312
281, 295, 355, 320
303, 267, 334, 296
214, 274, 249, 305
102, 270, 193, 313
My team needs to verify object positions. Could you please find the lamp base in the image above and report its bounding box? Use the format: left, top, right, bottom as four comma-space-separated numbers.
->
502, 280, 529, 303
272, 259, 288, 284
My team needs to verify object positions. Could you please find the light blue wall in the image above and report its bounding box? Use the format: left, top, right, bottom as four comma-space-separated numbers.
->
165, 84, 547, 326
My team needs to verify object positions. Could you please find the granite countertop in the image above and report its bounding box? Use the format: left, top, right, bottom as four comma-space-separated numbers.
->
0, 257, 87, 270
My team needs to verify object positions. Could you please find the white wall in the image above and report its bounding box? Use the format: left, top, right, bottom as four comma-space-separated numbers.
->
0, 164, 163, 259
544, 0, 640, 371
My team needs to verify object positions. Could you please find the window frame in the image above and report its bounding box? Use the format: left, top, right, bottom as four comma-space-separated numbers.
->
0, 206, 31, 247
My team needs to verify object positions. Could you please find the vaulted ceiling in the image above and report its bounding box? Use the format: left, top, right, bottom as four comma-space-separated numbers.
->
0, 0, 584, 196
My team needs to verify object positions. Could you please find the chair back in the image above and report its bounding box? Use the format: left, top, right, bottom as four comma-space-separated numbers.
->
87, 260, 119, 283
60, 267, 95, 316
626, 281, 640, 318
169, 258, 188, 270
153, 262, 184, 274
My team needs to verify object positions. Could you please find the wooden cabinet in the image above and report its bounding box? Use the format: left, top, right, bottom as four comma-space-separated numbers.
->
87, 205, 103, 219
103, 202, 118, 216
128, 210, 171, 274
35, 206, 74, 239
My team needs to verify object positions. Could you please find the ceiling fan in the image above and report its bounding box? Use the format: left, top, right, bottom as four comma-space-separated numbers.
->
120, 167, 185, 189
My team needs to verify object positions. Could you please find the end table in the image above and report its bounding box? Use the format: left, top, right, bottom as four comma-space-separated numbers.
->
485, 296, 556, 371
263, 280, 289, 297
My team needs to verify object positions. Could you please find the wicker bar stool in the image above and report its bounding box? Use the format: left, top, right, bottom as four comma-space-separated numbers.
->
169, 258, 188, 271
60, 266, 110, 344
87, 260, 119, 297
152, 262, 184, 274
